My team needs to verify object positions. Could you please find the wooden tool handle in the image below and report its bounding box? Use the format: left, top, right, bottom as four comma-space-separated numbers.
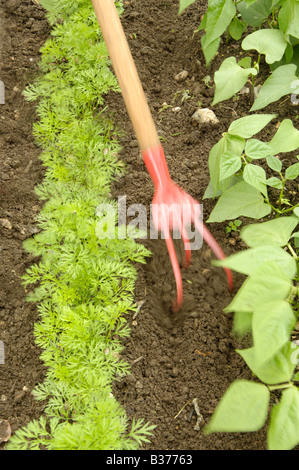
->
91, 0, 160, 151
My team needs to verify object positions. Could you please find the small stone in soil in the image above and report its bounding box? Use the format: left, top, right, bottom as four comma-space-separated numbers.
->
0, 420, 11, 444
135, 381, 143, 389
170, 367, 179, 377
174, 70, 188, 82
0, 218, 12, 230
238, 86, 250, 95
191, 108, 219, 126
14, 390, 26, 403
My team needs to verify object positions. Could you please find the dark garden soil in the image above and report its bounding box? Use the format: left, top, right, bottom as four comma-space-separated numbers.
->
0, 0, 298, 451
0, 0, 50, 449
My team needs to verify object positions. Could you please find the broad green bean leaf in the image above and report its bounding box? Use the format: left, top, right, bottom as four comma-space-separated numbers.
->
208, 137, 227, 197
240, 216, 299, 247
245, 139, 274, 159
204, 380, 270, 434
251, 64, 298, 111
207, 181, 271, 223
238, 56, 252, 68
266, 155, 282, 172
285, 41, 294, 64
266, 176, 283, 189
285, 162, 299, 180
237, 0, 273, 27
219, 153, 242, 181
208, 135, 245, 196
205, 0, 236, 43
201, 0, 236, 64
213, 245, 297, 278
228, 16, 247, 40
233, 311, 253, 336
196, 12, 207, 31
292, 230, 299, 248
201, 35, 221, 66
237, 342, 297, 385
178, 0, 197, 14
268, 387, 299, 450
242, 30, 288, 64
203, 174, 242, 199
213, 57, 257, 105
228, 114, 276, 138
269, 119, 299, 154
278, 0, 299, 38
252, 300, 297, 364
272, 0, 285, 6
207, 181, 271, 222
290, 37, 299, 47
226, 133, 246, 155
243, 164, 267, 197
270, 43, 299, 73
294, 207, 299, 217
203, 180, 220, 199
290, 343, 299, 372
224, 261, 292, 313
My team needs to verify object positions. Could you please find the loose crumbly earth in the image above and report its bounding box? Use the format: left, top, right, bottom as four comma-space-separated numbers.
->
0, 0, 50, 449
0, 0, 298, 450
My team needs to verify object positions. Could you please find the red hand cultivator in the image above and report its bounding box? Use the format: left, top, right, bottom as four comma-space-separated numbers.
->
91, 0, 233, 311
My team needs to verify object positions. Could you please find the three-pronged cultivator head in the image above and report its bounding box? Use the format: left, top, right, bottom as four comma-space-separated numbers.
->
143, 144, 233, 312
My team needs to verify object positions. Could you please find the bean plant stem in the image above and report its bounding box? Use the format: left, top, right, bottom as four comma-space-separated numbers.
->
288, 243, 298, 260
265, 199, 278, 213
268, 383, 294, 392
281, 203, 299, 214
241, 153, 248, 165
278, 175, 286, 211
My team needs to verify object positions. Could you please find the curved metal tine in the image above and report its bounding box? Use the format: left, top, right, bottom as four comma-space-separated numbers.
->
191, 206, 233, 292
180, 221, 191, 269
163, 224, 183, 312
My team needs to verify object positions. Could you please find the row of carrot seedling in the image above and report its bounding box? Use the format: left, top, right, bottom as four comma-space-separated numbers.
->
7, 0, 155, 450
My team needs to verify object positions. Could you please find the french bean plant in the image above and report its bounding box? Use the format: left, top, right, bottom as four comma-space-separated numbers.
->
180, 0, 299, 450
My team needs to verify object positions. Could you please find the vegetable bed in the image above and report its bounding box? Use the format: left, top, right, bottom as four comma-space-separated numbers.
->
0, 0, 298, 450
